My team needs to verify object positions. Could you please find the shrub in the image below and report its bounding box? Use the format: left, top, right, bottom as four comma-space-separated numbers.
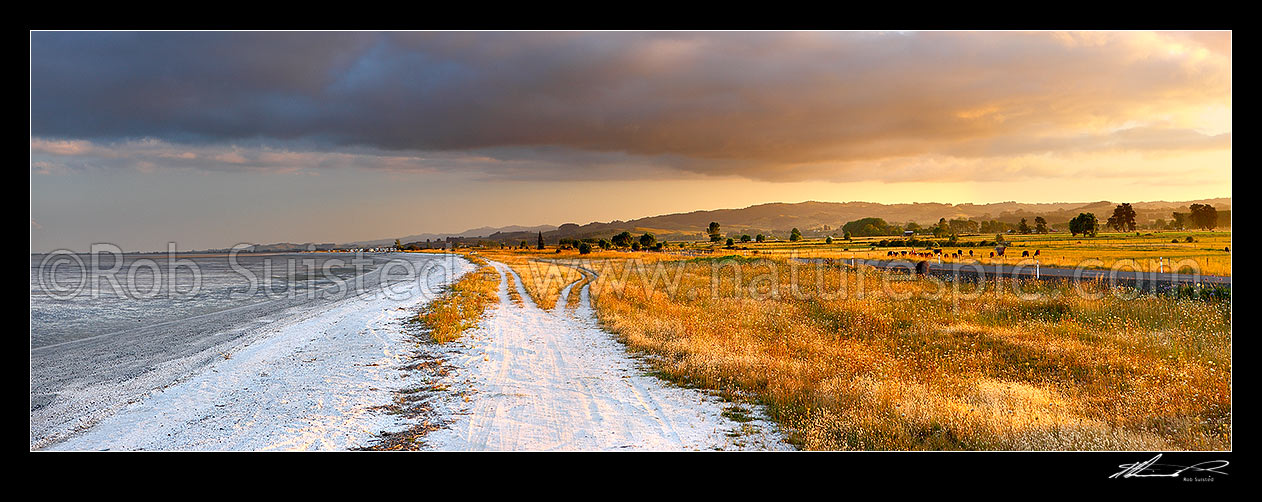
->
612, 231, 634, 248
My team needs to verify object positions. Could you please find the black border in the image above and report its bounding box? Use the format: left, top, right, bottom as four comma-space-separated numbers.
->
27, 19, 1234, 492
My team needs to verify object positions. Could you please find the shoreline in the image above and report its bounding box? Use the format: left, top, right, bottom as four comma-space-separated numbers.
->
35, 253, 473, 451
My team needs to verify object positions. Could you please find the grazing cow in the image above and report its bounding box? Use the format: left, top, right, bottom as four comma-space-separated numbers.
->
915, 260, 930, 275
989, 252, 995, 258
1034, 250, 1040, 256
969, 250, 974, 257
934, 248, 942, 255
1022, 250, 1030, 257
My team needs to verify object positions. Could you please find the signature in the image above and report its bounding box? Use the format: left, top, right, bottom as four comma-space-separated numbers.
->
1110, 454, 1229, 479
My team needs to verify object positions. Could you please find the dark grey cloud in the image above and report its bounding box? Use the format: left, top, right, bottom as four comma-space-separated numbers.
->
30, 31, 1231, 181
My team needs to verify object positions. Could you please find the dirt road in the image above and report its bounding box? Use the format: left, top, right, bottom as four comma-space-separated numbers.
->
420, 261, 788, 451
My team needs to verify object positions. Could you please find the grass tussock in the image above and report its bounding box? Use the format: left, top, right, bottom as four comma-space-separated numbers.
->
504, 269, 524, 306
590, 257, 1230, 450
418, 253, 500, 343
566, 271, 594, 309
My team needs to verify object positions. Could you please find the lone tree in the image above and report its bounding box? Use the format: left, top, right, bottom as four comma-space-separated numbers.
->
1018, 218, 1031, 234
932, 217, 950, 238
790, 228, 803, 242
611, 231, 633, 248
844, 217, 895, 238
755, 234, 766, 243
1034, 216, 1049, 234
395, 239, 402, 250
1107, 203, 1137, 232
639, 232, 657, 249
708, 222, 722, 242
825, 236, 834, 244
1189, 204, 1219, 230
1171, 212, 1188, 230
1069, 212, 1099, 237
537, 231, 545, 250
578, 242, 592, 255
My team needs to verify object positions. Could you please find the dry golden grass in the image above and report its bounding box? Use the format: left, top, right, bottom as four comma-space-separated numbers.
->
417, 253, 500, 343
481, 251, 583, 310
565, 270, 595, 309
587, 255, 1230, 450
504, 268, 524, 306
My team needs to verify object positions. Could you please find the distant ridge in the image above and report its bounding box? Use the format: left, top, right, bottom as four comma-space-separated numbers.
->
354, 197, 1231, 248
345, 224, 557, 248
228, 197, 1229, 252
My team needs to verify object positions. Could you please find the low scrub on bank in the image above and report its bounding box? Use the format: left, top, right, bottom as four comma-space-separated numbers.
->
418, 254, 500, 343
587, 257, 1231, 450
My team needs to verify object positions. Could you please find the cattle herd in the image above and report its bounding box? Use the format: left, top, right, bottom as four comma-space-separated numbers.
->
885, 249, 1041, 260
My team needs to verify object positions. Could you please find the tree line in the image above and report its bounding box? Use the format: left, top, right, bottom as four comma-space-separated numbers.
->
833, 203, 1220, 239
495, 203, 1223, 253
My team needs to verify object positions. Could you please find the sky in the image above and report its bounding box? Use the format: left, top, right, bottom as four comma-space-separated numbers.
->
30, 31, 1231, 252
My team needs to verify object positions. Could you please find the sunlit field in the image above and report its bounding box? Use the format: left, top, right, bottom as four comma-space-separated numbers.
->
470, 248, 1231, 451
741, 231, 1232, 276
478, 251, 584, 310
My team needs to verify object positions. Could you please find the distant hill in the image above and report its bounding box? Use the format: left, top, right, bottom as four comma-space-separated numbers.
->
199, 242, 339, 253
249, 197, 1229, 251
456, 198, 1231, 245
346, 224, 558, 248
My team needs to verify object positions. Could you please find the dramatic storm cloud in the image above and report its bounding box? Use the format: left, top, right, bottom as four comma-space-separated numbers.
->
32, 31, 1230, 181
29, 31, 1231, 251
